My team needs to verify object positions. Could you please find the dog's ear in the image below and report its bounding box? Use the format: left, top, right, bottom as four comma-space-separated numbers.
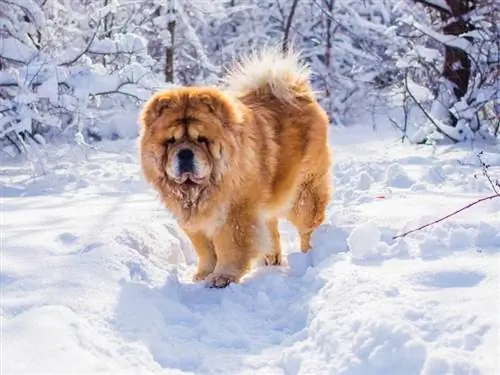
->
139, 92, 176, 128
196, 91, 244, 128
198, 94, 218, 115
155, 97, 171, 117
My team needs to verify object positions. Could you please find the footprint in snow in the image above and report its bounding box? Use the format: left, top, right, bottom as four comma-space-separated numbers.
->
413, 270, 485, 289
57, 232, 79, 244
126, 261, 150, 282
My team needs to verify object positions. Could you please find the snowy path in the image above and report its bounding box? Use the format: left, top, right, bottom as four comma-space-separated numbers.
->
1, 127, 499, 374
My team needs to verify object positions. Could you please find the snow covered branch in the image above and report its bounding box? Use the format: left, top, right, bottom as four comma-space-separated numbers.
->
413, 0, 452, 15
59, 19, 103, 67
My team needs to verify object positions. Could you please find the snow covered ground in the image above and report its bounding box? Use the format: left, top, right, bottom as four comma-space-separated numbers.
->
1, 125, 499, 375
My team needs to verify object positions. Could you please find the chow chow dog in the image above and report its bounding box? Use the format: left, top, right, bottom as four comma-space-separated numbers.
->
138, 48, 332, 288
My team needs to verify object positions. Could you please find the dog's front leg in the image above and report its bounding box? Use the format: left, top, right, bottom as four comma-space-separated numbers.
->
184, 230, 217, 282
206, 207, 269, 288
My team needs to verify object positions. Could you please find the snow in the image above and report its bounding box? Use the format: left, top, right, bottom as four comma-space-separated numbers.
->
1, 126, 499, 374
0, 37, 37, 63
347, 221, 381, 260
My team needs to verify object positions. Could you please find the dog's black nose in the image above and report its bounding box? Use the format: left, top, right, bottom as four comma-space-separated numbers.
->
177, 148, 194, 173
178, 148, 194, 161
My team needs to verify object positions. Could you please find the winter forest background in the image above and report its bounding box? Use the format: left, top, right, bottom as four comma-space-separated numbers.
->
1, 0, 499, 159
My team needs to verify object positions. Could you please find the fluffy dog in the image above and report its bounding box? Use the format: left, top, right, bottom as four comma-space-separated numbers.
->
138, 48, 332, 288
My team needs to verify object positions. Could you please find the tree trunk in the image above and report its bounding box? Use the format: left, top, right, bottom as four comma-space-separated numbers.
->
441, 0, 473, 103
414, 0, 474, 127
103, 0, 114, 39
282, 0, 300, 53
165, 6, 176, 83
324, 0, 334, 99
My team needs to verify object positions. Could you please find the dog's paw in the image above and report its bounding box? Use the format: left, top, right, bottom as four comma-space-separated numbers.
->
192, 270, 212, 282
264, 252, 282, 266
205, 273, 236, 288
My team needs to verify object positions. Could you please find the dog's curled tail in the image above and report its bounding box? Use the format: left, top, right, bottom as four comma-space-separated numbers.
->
223, 46, 315, 104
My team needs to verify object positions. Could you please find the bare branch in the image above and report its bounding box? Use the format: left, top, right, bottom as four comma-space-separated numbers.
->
0, 54, 29, 65
477, 151, 499, 194
92, 81, 144, 101
393, 193, 500, 239
87, 49, 146, 57
0, 82, 18, 88
59, 19, 102, 66
0, 107, 15, 114
0, 81, 71, 90
5, 133, 24, 154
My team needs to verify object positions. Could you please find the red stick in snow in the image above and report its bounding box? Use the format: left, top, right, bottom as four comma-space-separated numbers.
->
393, 193, 499, 240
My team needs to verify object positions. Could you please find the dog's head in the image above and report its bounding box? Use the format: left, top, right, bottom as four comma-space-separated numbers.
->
139, 87, 244, 206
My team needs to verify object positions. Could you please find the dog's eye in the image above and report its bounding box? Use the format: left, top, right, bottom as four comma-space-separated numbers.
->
197, 136, 209, 144
165, 137, 176, 146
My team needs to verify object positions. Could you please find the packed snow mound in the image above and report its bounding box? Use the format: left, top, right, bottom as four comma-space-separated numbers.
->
1, 126, 499, 374
347, 220, 381, 260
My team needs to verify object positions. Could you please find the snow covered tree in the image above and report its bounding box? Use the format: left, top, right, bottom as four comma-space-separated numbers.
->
1, 0, 498, 158
399, 0, 499, 143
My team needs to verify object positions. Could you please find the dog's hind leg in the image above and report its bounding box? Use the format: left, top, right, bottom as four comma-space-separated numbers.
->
264, 218, 282, 266
287, 175, 330, 253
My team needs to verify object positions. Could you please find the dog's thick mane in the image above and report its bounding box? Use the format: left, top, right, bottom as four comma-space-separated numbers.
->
223, 46, 315, 104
